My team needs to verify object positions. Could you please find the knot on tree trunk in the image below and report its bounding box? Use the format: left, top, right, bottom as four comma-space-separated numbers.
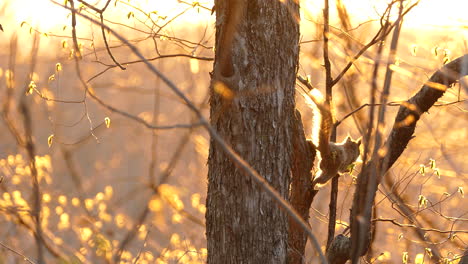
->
326, 234, 351, 264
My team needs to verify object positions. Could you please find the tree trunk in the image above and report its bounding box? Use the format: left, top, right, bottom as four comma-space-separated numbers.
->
206, 0, 300, 263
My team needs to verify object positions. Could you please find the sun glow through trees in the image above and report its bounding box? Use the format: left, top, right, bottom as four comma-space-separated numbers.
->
2, 0, 468, 34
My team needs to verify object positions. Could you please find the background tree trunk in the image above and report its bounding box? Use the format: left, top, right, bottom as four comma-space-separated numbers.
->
206, 0, 300, 263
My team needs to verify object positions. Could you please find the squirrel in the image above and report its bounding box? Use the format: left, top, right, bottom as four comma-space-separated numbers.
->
303, 87, 361, 187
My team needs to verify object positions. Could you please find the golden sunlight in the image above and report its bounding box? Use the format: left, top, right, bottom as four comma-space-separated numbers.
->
7, 0, 69, 31
346, 0, 468, 28
3, 0, 467, 34
4, 0, 214, 33
303, 0, 468, 30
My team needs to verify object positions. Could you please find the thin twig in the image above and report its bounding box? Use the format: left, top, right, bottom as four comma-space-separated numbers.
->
381, 178, 443, 260
330, 1, 419, 87
132, 226, 151, 264
0, 241, 36, 264
77, 0, 125, 69
69, 0, 82, 59
354, 1, 405, 261
100, 12, 126, 70
373, 218, 468, 234
323, 0, 339, 251
323, 0, 332, 101
2, 34, 25, 147
114, 129, 194, 262
17, 33, 45, 264
0, 187, 71, 260
86, 92, 204, 130
87, 53, 213, 83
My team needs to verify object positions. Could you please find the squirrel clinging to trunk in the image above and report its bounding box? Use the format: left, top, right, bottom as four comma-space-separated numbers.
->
304, 87, 361, 187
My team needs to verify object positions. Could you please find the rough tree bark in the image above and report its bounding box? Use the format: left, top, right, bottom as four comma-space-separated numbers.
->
206, 0, 300, 263
288, 110, 317, 264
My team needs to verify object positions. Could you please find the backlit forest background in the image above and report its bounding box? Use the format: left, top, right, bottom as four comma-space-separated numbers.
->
0, 0, 467, 263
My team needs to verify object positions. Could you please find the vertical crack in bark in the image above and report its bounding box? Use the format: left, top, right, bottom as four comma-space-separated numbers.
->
288, 110, 317, 264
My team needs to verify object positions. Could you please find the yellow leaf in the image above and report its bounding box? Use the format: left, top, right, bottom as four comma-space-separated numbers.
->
402, 252, 409, 264
56, 63, 62, 72
443, 56, 451, 65
418, 195, 427, 207
27, 81, 36, 95
410, 44, 418, 56
48, 74, 55, 82
394, 57, 401, 66
415, 253, 424, 264
458, 187, 464, 198
425, 248, 433, 258
419, 164, 425, 175
443, 49, 451, 57
450, 233, 457, 241
47, 135, 54, 147
104, 117, 110, 128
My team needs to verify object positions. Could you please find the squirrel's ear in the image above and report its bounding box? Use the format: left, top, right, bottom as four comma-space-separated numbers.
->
356, 138, 362, 145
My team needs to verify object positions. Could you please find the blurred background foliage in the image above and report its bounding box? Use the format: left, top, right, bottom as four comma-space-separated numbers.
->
0, 0, 466, 263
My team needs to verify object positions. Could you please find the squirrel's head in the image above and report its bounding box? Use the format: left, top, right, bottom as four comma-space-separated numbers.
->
344, 136, 361, 145
343, 136, 361, 159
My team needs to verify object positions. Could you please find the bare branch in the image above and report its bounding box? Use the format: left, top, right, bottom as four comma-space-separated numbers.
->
330, 1, 419, 87
373, 217, 468, 234
0, 241, 36, 264
68, 0, 82, 59
352, 1, 405, 261
349, 54, 468, 262
17, 33, 45, 264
